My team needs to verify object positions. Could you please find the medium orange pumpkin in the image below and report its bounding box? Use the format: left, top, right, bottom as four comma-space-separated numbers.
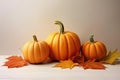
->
22, 35, 49, 63
82, 35, 107, 61
46, 21, 81, 61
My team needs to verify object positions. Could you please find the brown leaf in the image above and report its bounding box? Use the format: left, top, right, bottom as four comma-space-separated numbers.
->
72, 55, 84, 64
3, 56, 28, 68
54, 59, 79, 69
81, 60, 106, 70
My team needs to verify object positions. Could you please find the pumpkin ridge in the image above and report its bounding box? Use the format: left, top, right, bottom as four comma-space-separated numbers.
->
97, 42, 104, 53
43, 41, 49, 60
32, 41, 35, 63
65, 33, 76, 59
49, 32, 58, 60
58, 34, 60, 60
35, 42, 41, 63
67, 33, 78, 57
52, 33, 60, 60
92, 43, 97, 59
28, 41, 34, 63
86, 44, 90, 59
94, 43, 102, 60
65, 34, 70, 57
59, 34, 68, 60
38, 41, 44, 62
23, 41, 31, 62
96, 42, 107, 59
89, 44, 93, 59
64, 34, 70, 59
94, 43, 99, 59
46, 32, 57, 47
41, 41, 49, 62
64, 34, 68, 59
26, 42, 30, 62
67, 32, 81, 53
26, 42, 30, 63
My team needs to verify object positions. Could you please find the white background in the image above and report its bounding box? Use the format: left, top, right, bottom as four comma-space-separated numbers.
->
0, 0, 120, 55
0, 55, 120, 80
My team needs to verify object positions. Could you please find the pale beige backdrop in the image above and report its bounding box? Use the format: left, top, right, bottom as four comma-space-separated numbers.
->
0, 0, 120, 54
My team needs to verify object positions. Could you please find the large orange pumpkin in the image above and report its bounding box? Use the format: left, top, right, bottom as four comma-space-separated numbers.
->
82, 35, 107, 61
46, 21, 81, 61
22, 35, 49, 63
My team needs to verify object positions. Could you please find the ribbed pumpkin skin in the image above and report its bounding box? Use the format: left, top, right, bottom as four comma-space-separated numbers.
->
82, 36, 107, 61
22, 36, 49, 64
46, 21, 81, 61
46, 31, 81, 60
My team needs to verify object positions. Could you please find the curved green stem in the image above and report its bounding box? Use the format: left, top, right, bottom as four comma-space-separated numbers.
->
90, 34, 94, 42
33, 35, 38, 42
54, 21, 64, 34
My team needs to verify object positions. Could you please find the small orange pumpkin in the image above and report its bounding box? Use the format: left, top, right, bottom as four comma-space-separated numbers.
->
82, 35, 107, 61
22, 35, 49, 63
46, 21, 81, 61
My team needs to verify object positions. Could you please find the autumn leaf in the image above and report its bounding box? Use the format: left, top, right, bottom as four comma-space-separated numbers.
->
3, 56, 28, 68
81, 59, 106, 70
72, 55, 84, 64
102, 49, 120, 64
6, 56, 23, 61
54, 59, 79, 69
72, 56, 106, 70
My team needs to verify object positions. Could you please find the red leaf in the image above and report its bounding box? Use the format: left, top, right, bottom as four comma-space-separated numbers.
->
3, 56, 28, 68
72, 55, 85, 65
81, 60, 106, 70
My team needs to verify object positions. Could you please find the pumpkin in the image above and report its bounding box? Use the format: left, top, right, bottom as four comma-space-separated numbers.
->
82, 35, 107, 61
46, 21, 81, 61
22, 35, 49, 63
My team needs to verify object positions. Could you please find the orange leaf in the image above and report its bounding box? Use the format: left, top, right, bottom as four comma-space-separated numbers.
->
3, 56, 28, 68
81, 60, 106, 70
6, 56, 23, 61
54, 59, 79, 69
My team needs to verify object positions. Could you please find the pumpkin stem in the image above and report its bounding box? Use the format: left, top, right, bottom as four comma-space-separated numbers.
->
33, 35, 38, 42
90, 35, 94, 42
54, 21, 64, 34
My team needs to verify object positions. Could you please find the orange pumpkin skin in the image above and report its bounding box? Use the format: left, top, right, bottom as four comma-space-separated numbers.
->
82, 35, 107, 61
22, 35, 49, 64
46, 21, 81, 61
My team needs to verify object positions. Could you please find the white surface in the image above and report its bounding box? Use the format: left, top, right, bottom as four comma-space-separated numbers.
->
0, 0, 120, 55
0, 55, 120, 80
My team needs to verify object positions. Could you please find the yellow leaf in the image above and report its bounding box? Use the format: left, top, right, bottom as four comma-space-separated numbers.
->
54, 59, 79, 69
103, 49, 120, 64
